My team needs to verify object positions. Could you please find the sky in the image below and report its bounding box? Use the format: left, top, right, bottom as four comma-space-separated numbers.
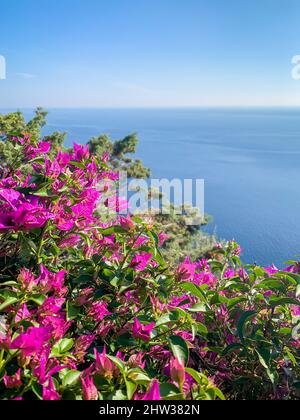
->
1, 0, 300, 108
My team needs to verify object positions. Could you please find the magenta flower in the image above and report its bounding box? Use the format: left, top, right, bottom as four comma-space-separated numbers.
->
59, 234, 81, 249
94, 347, 116, 380
128, 352, 146, 369
45, 158, 62, 179
198, 258, 210, 271
176, 258, 196, 281
15, 304, 31, 323
37, 265, 67, 296
223, 268, 235, 279
3, 369, 22, 389
88, 301, 112, 323
130, 253, 152, 272
38, 297, 65, 317
33, 348, 66, 385
17, 268, 37, 291
264, 265, 279, 276
142, 379, 161, 401
194, 271, 218, 287
42, 378, 60, 401
10, 327, 52, 357
74, 335, 95, 361
158, 232, 169, 246
81, 376, 98, 401
24, 141, 51, 159
291, 306, 300, 317
170, 358, 185, 388
0, 191, 53, 231
40, 315, 71, 341
133, 319, 155, 342
73, 143, 90, 161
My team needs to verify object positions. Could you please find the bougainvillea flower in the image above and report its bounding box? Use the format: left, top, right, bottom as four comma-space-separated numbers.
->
25, 142, 51, 159
291, 306, 300, 317
37, 265, 67, 296
142, 379, 161, 401
133, 319, 155, 342
74, 335, 95, 361
33, 348, 66, 385
264, 265, 279, 276
81, 376, 98, 401
38, 298, 65, 317
15, 304, 31, 323
73, 143, 90, 161
0, 194, 53, 231
94, 347, 116, 380
88, 301, 112, 323
223, 268, 235, 279
42, 377, 61, 400
128, 352, 146, 369
3, 369, 22, 389
194, 271, 218, 287
0, 188, 21, 209
130, 253, 152, 272
10, 327, 52, 357
119, 216, 135, 231
176, 258, 196, 281
170, 358, 185, 388
40, 315, 71, 341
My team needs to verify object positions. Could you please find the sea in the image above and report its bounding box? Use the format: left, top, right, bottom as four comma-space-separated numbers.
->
3, 107, 300, 267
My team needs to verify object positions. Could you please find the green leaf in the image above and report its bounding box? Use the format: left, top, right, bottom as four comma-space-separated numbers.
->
107, 355, 125, 374
28, 294, 46, 306
222, 343, 244, 356
31, 382, 43, 400
127, 369, 151, 385
66, 302, 81, 321
196, 322, 208, 335
62, 370, 81, 388
110, 390, 128, 400
59, 338, 74, 353
179, 282, 208, 303
215, 388, 226, 401
227, 297, 247, 310
185, 368, 204, 384
169, 335, 189, 365
159, 383, 180, 398
237, 310, 257, 342
269, 297, 300, 308
99, 226, 128, 236
285, 349, 297, 366
125, 380, 137, 400
187, 303, 207, 313
0, 296, 18, 312
255, 279, 285, 290
255, 349, 270, 370
156, 311, 180, 327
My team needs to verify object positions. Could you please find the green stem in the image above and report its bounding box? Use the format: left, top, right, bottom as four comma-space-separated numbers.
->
36, 222, 48, 264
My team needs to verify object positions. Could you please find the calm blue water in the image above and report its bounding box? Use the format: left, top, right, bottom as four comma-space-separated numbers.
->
5, 108, 300, 266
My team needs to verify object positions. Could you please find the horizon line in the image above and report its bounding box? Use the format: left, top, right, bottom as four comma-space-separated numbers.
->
1, 105, 300, 111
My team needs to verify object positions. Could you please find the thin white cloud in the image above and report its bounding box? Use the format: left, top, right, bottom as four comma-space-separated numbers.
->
15, 72, 36, 79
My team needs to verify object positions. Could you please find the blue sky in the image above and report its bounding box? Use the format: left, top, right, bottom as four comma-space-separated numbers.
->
1, 0, 300, 107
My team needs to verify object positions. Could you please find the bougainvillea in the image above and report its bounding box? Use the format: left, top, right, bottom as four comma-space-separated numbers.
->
0, 132, 300, 400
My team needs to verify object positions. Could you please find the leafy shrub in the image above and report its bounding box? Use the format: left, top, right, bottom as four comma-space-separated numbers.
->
0, 131, 299, 401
